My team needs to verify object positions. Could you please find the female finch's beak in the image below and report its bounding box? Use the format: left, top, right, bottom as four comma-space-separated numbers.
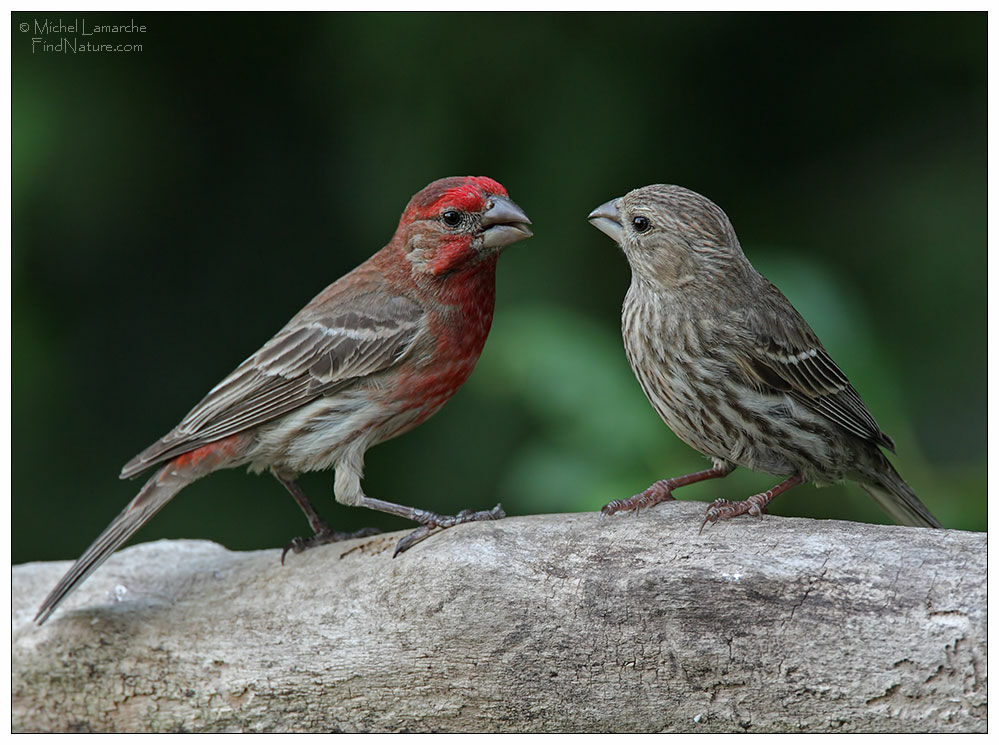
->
587, 198, 623, 243
481, 196, 533, 249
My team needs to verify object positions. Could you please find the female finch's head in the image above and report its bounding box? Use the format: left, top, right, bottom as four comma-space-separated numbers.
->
588, 184, 746, 286
399, 176, 532, 277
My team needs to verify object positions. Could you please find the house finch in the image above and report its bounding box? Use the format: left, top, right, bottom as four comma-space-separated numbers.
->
35, 175, 532, 625
588, 184, 941, 531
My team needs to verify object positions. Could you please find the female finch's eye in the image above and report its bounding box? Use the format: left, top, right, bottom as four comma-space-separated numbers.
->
632, 216, 651, 233
441, 210, 463, 227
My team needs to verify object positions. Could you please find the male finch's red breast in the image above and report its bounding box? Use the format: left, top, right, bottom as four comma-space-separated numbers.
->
396, 256, 498, 417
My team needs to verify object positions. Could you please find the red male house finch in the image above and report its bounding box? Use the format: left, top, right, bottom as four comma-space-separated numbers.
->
588, 184, 940, 530
35, 176, 532, 624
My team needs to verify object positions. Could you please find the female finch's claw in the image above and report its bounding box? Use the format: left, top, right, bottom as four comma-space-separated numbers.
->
699, 499, 731, 534
601, 481, 677, 517
393, 504, 505, 558
601, 499, 626, 516
699, 491, 778, 533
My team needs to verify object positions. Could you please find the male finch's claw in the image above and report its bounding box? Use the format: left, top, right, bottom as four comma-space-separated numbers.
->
392, 503, 505, 557
281, 537, 306, 565
394, 526, 432, 557
281, 526, 383, 564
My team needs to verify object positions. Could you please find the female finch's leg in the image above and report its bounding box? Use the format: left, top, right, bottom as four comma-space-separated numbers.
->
700, 474, 805, 532
274, 473, 381, 564
602, 462, 735, 516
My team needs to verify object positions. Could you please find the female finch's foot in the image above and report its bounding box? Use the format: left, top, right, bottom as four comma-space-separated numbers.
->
602, 481, 676, 516
699, 475, 804, 532
281, 525, 383, 564
393, 504, 505, 557
700, 495, 770, 532
601, 467, 733, 517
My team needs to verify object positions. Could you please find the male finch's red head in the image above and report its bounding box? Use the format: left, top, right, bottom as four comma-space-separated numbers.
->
397, 176, 532, 276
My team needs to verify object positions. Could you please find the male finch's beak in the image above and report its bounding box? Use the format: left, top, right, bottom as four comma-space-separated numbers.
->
481, 196, 533, 249
588, 198, 623, 243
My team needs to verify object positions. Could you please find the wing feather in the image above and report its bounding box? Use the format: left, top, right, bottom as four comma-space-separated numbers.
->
737, 306, 896, 452
121, 290, 425, 478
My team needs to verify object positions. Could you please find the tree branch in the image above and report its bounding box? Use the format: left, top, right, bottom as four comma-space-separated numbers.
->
12, 503, 986, 732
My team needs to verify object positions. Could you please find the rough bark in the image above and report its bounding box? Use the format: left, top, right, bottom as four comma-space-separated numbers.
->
12, 503, 986, 733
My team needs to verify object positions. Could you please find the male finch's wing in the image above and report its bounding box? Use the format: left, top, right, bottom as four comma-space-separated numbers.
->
735, 304, 896, 452
121, 288, 425, 478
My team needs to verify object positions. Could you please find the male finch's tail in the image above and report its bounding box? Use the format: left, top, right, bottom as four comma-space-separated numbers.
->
33, 465, 192, 625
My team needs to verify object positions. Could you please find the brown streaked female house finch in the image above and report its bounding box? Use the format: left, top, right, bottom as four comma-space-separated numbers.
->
35, 176, 532, 625
588, 184, 940, 531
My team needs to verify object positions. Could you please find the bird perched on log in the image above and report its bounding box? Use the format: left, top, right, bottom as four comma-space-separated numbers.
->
35, 175, 532, 624
588, 184, 940, 531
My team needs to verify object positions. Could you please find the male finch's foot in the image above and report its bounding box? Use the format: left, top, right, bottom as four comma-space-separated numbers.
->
393, 504, 505, 557
281, 526, 382, 564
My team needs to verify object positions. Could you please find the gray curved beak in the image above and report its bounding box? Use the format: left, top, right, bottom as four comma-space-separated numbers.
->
481, 196, 533, 249
588, 198, 623, 244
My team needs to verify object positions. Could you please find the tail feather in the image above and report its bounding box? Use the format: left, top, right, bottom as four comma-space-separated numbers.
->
34, 466, 189, 625
859, 454, 942, 529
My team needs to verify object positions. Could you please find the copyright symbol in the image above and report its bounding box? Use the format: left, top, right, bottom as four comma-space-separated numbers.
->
19, 22, 29, 32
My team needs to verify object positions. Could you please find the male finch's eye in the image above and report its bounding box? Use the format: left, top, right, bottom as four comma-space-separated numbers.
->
441, 210, 462, 227
632, 216, 651, 233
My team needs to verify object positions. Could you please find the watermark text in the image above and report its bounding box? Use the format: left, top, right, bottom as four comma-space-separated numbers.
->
19, 17, 146, 55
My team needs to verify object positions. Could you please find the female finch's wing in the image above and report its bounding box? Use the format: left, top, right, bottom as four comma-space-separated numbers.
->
736, 305, 896, 452
121, 290, 425, 478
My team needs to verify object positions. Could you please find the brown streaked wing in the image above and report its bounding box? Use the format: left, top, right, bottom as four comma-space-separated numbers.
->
120, 292, 425, 478
737, 321, 895, 452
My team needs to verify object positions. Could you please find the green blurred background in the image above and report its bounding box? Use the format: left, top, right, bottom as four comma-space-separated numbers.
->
12, 12, 986, 565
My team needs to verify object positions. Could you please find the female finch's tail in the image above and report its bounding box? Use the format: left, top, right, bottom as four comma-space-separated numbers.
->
34, 465, 192, 625
859, 451, 942, 529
